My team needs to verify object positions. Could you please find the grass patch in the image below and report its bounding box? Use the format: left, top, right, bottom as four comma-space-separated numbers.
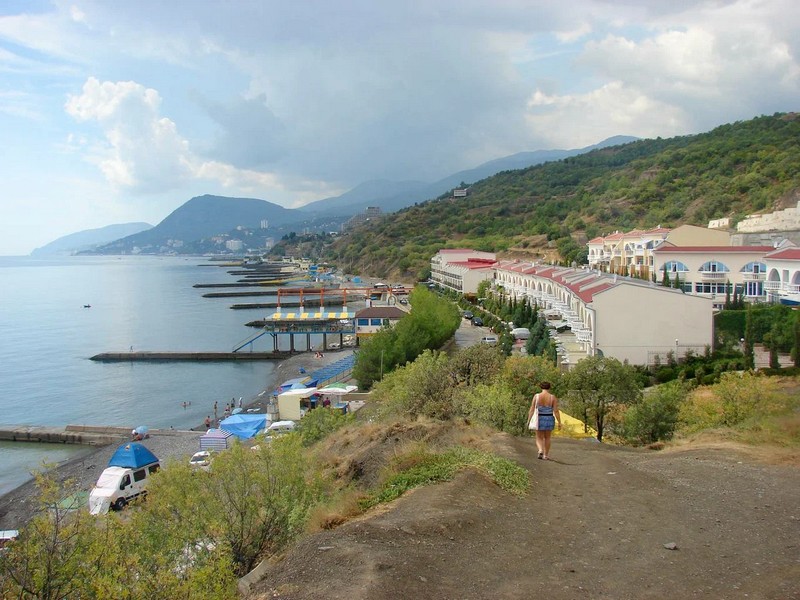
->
359, 445, 528, 510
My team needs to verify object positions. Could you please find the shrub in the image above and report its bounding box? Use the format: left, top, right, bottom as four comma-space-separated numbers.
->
622, 380, 692, 445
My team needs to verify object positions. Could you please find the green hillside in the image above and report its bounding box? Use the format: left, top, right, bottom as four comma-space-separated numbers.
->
274, 113, 800, 279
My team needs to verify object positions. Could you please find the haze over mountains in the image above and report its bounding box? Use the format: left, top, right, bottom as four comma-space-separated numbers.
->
38, 136, 636, 255
31, 222, 153, 256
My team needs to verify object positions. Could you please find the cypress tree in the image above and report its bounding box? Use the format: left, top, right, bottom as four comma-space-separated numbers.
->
744, 304, 755, 370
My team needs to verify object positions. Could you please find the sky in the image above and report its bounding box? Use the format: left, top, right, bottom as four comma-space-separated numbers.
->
1, 0, 798, 255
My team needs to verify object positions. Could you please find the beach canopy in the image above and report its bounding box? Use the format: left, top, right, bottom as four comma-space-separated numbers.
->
318, 384, 358, 395
277, 387, 318, 399
108, 442, 159, 469
200, 428, 233, 450
219, 414, 267, 439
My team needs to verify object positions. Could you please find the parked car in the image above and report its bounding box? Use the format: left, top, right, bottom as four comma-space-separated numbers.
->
189, 450, 213, 471
511, 327, 531, 340
472, 317, 483, 326
463, 311, 474, 320
480, 335, 499, 346
89, 463, 160, 514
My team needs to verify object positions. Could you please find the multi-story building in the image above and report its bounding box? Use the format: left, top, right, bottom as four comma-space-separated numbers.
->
586, 227, 671, 278
652, 244, 772, 308
494, 261, 713, 366
764, 246, 800, 305
430, 249, 496, 294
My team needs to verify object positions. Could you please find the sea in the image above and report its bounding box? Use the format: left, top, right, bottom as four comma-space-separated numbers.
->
0, 255, 306, 496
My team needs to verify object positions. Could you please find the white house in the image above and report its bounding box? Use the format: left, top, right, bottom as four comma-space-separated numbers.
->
652, 244, 772, 307
355, 306, 407, 339
764, 246, 800, 305
494, 261, 713, 366
430, 249, 496, 294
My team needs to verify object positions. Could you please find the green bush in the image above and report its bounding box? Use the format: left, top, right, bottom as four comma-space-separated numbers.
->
622, 380, 692, 445
297, 406, 354, 446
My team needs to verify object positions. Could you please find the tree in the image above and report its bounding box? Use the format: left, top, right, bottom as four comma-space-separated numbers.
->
560, 356, 643, 441
743, 304, 755, 369
0, 473, 106, 600
622, 380, 691, 445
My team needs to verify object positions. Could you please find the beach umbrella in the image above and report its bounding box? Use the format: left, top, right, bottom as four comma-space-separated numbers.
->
277, 387, 318, 399
318, 384, 358, 395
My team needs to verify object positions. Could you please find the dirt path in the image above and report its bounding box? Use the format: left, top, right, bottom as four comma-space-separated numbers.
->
249, 436, 800, 600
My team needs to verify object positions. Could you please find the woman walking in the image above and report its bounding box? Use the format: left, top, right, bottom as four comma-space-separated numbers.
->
528, 381, 562, 460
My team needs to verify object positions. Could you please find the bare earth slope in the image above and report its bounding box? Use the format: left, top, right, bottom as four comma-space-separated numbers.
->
251, 436, 799, 600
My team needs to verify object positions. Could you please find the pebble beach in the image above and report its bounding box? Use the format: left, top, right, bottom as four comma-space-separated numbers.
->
0, 348, 355, 531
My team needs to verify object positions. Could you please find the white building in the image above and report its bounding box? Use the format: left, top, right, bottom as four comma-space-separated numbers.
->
494, 261, 713, 366
225, 239, 244, 252
355, 306, 407, 339
430, 249, 496, 294
652, 244, 772, 308
764, 246, 800, 305
586, 227, 671, 278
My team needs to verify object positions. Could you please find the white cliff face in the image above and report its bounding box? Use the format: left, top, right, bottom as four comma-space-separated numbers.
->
737, 201, 800, 233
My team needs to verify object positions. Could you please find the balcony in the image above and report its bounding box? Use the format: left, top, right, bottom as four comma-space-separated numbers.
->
764, 281, 782, 291
699, 271, 728, 281
741, 272, 766, 281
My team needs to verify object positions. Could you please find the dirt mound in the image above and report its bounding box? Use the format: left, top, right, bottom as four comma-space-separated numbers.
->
249, 435, 800, 600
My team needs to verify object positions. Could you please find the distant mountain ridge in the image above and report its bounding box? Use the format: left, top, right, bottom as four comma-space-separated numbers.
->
57, 135, 638, 255
297, 136, 639, 217
31, 222, 153, 256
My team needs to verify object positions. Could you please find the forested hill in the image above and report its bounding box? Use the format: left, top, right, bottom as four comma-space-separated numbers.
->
298, 113, 800, 280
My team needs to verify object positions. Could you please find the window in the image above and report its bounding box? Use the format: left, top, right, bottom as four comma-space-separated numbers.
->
370, 318, 382, 326
662, 261, 689, 273
133, 469, 146, 483
694, 282, 729, 294
740, 262, 766, 273
357, 318, 369, 326
120, 475, 131, 490
148, 464, 160, 474
698, 261, 729, 273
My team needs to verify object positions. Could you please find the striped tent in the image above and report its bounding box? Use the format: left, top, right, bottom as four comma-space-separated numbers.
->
199, 428, 233, 451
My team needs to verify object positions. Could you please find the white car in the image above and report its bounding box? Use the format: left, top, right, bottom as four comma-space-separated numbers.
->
480, 335, 499, 346
189, 451, 212, 470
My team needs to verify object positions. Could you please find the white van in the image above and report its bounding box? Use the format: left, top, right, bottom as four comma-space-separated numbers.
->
511, 327, 531, 340
88, 462, 160, 515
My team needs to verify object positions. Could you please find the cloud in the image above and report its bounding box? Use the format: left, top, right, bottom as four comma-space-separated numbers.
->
197, 93, 288, 169
65, 78, 194, 192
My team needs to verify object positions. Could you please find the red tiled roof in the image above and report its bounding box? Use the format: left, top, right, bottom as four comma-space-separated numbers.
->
448, 259, 497, 270
653, 246, 773, 253
766, 247, 800, 261
588, 237, 605, 244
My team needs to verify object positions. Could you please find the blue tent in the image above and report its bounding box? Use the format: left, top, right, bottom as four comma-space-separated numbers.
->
108, 442, 159, 468
219, 414, 267, 439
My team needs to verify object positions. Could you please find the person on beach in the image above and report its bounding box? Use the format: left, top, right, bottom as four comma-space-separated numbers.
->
204, 415, 211, 429
213, 401, 218, 421
528, 381, 561, 460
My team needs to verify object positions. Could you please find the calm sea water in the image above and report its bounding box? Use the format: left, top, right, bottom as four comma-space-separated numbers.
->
0, 255, 290, 496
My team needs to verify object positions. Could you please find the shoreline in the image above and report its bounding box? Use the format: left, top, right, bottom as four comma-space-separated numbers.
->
0, 347, 355, 530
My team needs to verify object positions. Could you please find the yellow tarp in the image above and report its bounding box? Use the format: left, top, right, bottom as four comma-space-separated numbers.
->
553, 410, 597, 439
266, 311, 354, 320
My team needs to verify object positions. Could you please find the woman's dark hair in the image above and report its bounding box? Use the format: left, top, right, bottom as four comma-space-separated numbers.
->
540, 381, 551, 390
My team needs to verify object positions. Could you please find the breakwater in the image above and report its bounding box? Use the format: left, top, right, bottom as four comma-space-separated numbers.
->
90, 351, 294, 362
0, 424, 193, 446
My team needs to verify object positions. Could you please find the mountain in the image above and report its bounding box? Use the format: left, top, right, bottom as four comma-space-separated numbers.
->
295, 136, 639, 217
290, 113, 800, 280
31, 222, 153, 256
90, 195, 304, 254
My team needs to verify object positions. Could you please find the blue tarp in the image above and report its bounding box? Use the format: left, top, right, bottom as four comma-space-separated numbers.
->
108, 442, 159, 468
219, 414, 267, 439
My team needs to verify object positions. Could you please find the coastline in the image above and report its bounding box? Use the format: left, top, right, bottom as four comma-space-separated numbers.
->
0, 347, 355, 531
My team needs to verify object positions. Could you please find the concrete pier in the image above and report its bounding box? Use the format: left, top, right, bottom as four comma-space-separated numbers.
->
90, 351, 293, 362
0, 424, 192, 446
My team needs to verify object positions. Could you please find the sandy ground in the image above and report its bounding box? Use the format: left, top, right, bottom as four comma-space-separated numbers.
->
249, 436, 800, 600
